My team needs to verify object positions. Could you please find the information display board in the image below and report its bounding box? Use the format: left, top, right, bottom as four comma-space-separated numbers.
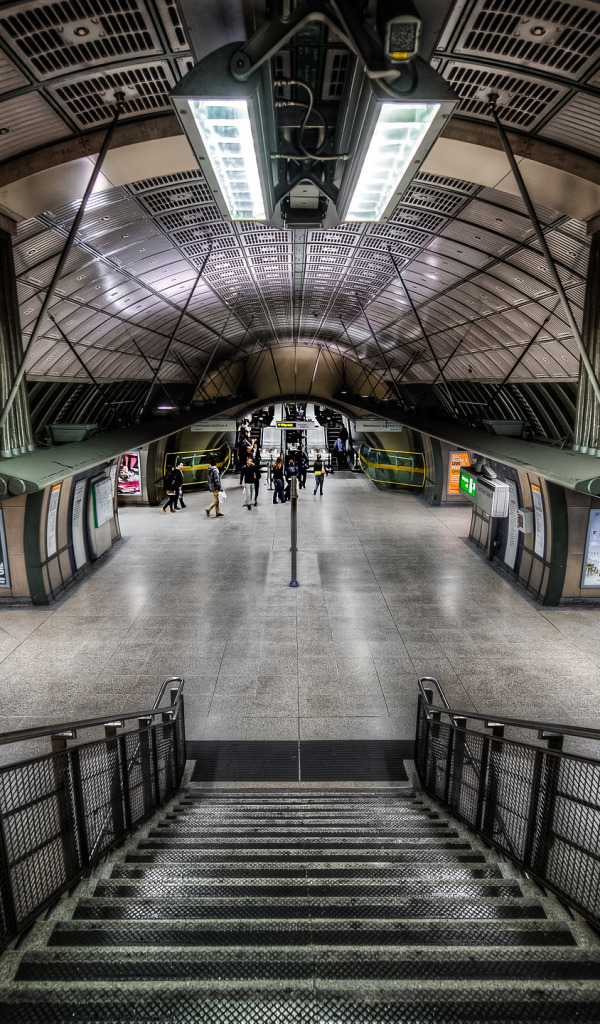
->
276, 421, 320, 430
118, 451, 142, 495
92, 477, 114, 528
448, 451, 470, 495
531, 484, 545, 558
458, 468, 510, 517
504, 480, 520, 569
0, 510, 10, 588
46, 483, 61, 558
191, 420, 236, 431
581, 508, 600, 588
355, 418, 403, 432
71, 479, 87, 569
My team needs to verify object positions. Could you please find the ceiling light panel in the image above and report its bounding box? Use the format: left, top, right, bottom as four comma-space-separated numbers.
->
48, 62, 175, 128
442, 61, 568, 130
0, 0, 162, 80
453, 0, 600, 80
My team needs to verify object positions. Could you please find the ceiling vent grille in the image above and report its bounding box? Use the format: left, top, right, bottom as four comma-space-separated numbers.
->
413, 172, 478, 195
170, 223, 233, 246
390, 209, 447, 233
322, 48, 349, 100
130, 171, 202, 193
0, 0, 162, 80
154, 0, 190, 52
49, 62, 175, 128
138, 182, 215, 215
442, 62, 567, 130
454, 0, 600, 80
157, 207, 223, 232
399, 184, 467, 216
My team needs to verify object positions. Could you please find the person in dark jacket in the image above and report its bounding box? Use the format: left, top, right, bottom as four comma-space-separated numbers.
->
205, 458, 224, 517
298, 448, 309, 489
250, 441, 261, 506
313, 452, 327, 496
272, 456, 285, 504
174, 460, 186, 508
241, 456, 256, 510
285, 456, 298, 501
162, 465, 179, 514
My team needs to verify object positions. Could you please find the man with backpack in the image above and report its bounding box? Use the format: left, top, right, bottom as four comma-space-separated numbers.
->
205, 457, 224, 518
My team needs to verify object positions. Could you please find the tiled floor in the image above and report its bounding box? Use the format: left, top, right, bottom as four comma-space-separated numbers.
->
2, 473, 600, 754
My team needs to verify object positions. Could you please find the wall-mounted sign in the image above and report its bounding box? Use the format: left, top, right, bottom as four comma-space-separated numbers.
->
355, 418, 403, 432
448, 451, 470, 495
504, 480, 520, 570
0, 510, 10, 588
46, 483, 61, 558
92, 477, 114, 529
118, 451, 142, 495
531, 484, 545, 558
71, 479, 87, 569
191, 420, 237, 431
581, 508, 600, 589
275, 421, 320, 430
458, 468, 510, 517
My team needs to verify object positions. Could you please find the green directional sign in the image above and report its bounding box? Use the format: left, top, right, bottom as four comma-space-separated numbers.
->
459, 468, 477, 497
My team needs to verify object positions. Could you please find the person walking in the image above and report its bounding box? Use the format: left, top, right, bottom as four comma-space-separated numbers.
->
313, 451, 327, 496
251, 440, 261, 506
285, 455, 298, 502
241, 455, 256, 510
298, 448, 309, 489
174, 460, 186, 508
161, 464, 179, 514
333, 436, 346, 470
272, 456, 286, 504
205, 457, 224, 518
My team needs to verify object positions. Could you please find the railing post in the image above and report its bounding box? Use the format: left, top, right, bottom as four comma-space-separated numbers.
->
480, 724, 504, 841
475, 736, 490, 834
138, 717, 155, 816
448, 718, 467, 814
69, 746, 90, 869
104, 723, 125, 843
0, 803, 18, 942
150, 722, 161, 803
118, 734, 133, 833
530, 733, 564, 878
51, 734, 81, 882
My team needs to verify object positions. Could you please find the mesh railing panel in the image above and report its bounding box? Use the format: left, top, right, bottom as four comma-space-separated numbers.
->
416, 697, 600, 931
0, 699, 185, 949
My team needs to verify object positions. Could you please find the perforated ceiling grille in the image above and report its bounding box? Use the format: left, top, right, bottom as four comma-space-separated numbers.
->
442, 62, 567, 129
154, 0, 190, 51
138, 182, 216, 215
454, 0, 600, 79
0, 0, 162, 80
49, 62, 175, 127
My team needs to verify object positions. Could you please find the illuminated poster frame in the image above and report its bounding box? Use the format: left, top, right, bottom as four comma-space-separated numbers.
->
0, 510, 10, 588
448, 451, 470, 495
71, 479, 87, 569
92, 477, 114, 529
46, 483, 61, 558
531, 484, 545, 558
581, 508, 600, 589
118, 451, 142, 495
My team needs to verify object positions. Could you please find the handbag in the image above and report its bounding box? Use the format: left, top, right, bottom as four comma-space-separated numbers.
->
218, 489, 227, 502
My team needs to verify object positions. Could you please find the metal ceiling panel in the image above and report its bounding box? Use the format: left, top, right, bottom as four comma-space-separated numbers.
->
475, 187, 560, 225
540, 91, 600, 160
154, 0, 191, 52
0, 45, 28, 89
0, 0, 163, 80
457, 199, 535, 241
425, 236, 492, 269
0, 92, 68, 160
454, 0, 600, 80
442, 60, 568, 130
48, 61, 176, 128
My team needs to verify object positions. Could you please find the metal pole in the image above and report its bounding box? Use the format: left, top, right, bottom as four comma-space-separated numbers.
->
487, 309, 554, 409
488, 98, 600, 412
0, 94, 127, 435
289, 475, 298, 587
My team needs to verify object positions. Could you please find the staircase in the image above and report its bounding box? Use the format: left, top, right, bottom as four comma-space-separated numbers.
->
2, 783, 600, 1022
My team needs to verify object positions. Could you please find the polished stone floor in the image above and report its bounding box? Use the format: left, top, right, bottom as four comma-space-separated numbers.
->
2, 473, 600, 752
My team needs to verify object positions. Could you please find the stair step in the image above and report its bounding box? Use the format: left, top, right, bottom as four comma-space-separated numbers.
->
2, 989, 598, 1024
111, 864, 504, 881
146, 824, 457, 836
15, 947, 600, 984
71, 896, 545, 921
48, 918, 575, 948
129, 845, 485, 862
93, 880, 523, 899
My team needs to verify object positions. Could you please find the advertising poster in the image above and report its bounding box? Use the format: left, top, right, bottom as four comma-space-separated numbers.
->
0, 510, 10, 588
531, 484, 545, 558
92, 477, 114, 529
448, 451, 470, 495
118, 451, 142, 495
46, 483, 61, 558
581, 509, 600, 588
71, 479, 87, 569
504, 479, 520, 570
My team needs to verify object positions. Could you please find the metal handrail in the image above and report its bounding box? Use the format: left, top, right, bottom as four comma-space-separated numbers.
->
415, 676, 600, 931
417, 677, 600, 743
0, 676, 184, 748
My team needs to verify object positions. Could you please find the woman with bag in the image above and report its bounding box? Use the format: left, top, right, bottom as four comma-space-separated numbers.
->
161, 466, 179, 514
205, 457, 224, 518
313, 451, 327, 496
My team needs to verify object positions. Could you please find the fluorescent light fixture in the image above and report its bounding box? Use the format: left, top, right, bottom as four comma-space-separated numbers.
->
345, 103, 439, 222
172, 44, 276, 223
336, 62, 457, 224
187, 99, 266, 220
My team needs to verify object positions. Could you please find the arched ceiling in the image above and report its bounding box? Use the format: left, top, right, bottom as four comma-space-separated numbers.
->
1, 0, 600, 424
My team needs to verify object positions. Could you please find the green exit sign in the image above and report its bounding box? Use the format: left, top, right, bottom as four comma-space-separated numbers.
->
459, 468, 477, 497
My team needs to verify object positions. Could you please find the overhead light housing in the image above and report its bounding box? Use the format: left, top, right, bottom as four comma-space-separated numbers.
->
171, 44, 276, 222
336, 59, 457, 224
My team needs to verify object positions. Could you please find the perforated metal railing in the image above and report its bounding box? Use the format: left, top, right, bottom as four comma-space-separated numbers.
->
415, 676, 600, 930
0, 677, 185, 952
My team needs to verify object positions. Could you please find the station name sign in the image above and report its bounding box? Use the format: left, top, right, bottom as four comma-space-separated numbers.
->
459, 468, 510, 517
276, 421, 319, 429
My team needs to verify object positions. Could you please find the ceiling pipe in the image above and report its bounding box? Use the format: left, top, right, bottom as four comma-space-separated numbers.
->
488, 97, 600, 420
0, 92, 128, 438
